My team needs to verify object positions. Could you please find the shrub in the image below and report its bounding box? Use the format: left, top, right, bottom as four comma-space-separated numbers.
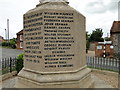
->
2, 41, 16, 49
2, 42, 9, 47
10, 40, 16, 49
0, 42, 2, 46
16, 53, 24, 73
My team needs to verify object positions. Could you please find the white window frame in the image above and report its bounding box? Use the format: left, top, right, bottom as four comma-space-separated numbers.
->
20, 35, 23, 41
20, 42, 23, 48
97, 45, 102, 50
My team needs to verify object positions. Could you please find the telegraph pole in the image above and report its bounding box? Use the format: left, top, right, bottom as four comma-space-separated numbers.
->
5, 29, 7, 40
7, 19, 9, 42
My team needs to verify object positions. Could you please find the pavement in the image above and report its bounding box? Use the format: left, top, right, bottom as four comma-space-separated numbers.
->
0, 74, 113, 88
91, 74, 113, 88
1, 48, 23, 59
2, 76, 17, 88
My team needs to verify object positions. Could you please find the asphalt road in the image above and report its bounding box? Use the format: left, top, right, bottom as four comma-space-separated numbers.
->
1, 48, 23, 59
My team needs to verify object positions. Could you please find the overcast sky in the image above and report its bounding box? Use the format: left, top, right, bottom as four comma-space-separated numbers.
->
0, 0, 119, 39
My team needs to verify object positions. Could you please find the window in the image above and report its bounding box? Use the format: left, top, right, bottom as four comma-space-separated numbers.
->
20, 42, 23, 48
97, 45, 102, 50
20, 35, 23, 41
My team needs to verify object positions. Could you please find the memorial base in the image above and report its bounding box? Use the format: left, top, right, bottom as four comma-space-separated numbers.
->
14, 67, 94, 88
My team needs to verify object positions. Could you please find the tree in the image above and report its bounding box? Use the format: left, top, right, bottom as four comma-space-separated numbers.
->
10, 38, 17, 48
2, 38, 17, 49
89, 28, 104, 42
10, 38, 17, 43
105, 37, 110, 41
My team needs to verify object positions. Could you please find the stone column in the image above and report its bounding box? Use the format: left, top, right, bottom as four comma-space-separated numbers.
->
14, 1, 94, 88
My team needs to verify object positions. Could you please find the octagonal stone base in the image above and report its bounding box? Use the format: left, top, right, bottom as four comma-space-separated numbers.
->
14, 67, 94, 88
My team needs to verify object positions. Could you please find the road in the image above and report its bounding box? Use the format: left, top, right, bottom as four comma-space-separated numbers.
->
0, 48, 23, 59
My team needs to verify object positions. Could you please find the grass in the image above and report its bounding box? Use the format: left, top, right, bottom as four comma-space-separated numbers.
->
1, 67, 16, 75
87, 66, 119, 73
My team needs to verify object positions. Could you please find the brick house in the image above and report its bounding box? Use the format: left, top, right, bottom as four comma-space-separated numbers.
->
95, 41, 114, 58
16, 30, 23, 49
0, 36, 5, 42
110, 21, 120, 56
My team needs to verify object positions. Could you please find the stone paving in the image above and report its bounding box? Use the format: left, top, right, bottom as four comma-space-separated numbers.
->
91, 74, 113, 88
2, 76, 17, 88
92, 72, 118, 88
0, 73, 114, 88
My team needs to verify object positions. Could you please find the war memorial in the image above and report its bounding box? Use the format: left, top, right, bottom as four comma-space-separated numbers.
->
14, 0, 94, 88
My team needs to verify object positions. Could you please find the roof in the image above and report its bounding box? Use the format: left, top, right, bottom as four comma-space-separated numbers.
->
17, 30, 23, 35
0, 36, 3, 39
110, 21, 120, 33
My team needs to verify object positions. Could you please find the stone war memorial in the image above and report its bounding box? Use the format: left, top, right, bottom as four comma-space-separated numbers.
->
14, 0, 94, 88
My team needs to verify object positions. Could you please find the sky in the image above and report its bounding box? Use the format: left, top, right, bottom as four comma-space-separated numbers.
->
0, 0, 119, 39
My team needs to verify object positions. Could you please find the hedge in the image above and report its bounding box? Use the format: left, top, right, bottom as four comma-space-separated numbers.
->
16, 53, 24, 73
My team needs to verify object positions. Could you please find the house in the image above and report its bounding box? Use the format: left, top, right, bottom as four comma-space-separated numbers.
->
16, 30, 23, 49
0, 36, 5, 42
110, 21, 120, 56
95, 21, 120, 58
95, 41, 114, 58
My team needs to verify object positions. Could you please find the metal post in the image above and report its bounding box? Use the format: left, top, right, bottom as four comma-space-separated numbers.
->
10, 57, 12, 72
103, 40, 106, 58
7, 19, 9, 42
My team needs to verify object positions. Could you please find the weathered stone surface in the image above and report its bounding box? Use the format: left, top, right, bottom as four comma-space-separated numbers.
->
23, 2, 86, 74
15, 1, 94, 88
14, 68, 94, 88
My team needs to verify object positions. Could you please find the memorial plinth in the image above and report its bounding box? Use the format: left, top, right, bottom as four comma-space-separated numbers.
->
14, 0, 94, 88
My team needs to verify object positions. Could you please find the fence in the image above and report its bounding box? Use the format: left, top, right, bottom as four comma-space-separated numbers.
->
0, 56, 119, 75
0, 57, 17, 75
86, 56, 119, 72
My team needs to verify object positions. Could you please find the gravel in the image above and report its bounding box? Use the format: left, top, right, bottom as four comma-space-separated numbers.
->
92, 72, 118, 88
